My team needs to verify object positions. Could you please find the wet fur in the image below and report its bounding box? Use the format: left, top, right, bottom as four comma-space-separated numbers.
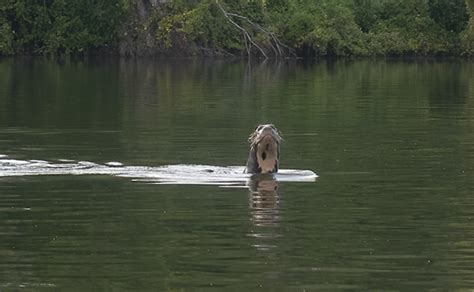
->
245, 124, 282, 174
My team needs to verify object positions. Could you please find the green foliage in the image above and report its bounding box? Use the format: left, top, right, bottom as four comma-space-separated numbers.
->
351, 0, 467, 56
459, 1, 474, 55
460, 16, 474, 56
0, 17, 13, 55
154, 1, 241, 53
370, 3, 439, 54
0, 0, 472, 57
268, 1, 364, 56
267, 0, 471, 56
0, 0, 127, 55
154, 1, 270, 55
300, 2, 366, 56
428, 0, 469, 33
0, 3, 13, 55
352, 0, 383, 33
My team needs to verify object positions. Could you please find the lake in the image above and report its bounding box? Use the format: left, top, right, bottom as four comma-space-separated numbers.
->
0, 58, 473, 290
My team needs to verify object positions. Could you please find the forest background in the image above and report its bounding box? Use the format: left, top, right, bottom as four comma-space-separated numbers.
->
1, 0, 473, 58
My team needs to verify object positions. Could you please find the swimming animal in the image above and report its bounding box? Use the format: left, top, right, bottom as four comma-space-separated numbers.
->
245, 124, 282, 174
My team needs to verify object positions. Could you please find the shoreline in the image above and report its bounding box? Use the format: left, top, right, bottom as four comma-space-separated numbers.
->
1, 54, 473, 62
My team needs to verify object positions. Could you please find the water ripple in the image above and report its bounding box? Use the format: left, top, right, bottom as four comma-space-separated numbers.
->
0, 155, 317, 186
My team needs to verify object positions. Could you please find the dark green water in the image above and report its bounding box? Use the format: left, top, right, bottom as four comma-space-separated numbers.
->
0, 58, 473, 290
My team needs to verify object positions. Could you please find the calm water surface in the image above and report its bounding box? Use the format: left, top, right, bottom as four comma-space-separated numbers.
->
0, 58, 473, 290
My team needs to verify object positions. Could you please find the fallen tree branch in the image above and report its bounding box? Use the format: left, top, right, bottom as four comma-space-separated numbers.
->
227, 12, 279, 56
216, 0, 268, 59
215, 0, 294, 58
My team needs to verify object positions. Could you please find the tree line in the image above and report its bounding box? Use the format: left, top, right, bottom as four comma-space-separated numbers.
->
0, 0, 473, 58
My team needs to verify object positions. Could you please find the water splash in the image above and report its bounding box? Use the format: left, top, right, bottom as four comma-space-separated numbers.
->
0, 155, 317, 186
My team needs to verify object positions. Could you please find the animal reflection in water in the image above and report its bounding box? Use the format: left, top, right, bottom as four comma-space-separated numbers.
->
245, 124, 284, 250
0, 124, 314, 251
247, 174, 282, 251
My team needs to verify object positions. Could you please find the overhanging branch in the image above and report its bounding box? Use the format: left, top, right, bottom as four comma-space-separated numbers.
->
215, 0, 294, 58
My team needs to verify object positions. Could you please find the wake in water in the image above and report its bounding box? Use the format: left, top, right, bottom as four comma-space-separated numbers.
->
0, 154, 317, 186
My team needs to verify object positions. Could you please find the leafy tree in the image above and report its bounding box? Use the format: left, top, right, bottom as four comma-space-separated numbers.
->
0, 0, 127, 55
0, 15, 13, 55
0, 0, 472, 57
428, 0, 469, 33
460, 0, 474, 55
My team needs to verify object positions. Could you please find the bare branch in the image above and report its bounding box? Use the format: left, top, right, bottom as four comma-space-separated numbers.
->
215, 0, 268, 59
225, 11, 296, 58
226, 12, 280, 56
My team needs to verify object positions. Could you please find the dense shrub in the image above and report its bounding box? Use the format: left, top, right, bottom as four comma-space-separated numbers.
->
269, 0, 470, 57
0, 0, 472, 57
428, 0, 469, 33
154, 1, 243, 54
0, 0, 127, 55
0, 17, 13, 55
